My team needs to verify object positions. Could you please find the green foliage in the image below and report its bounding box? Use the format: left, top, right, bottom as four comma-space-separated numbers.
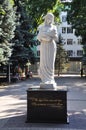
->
26, 0, 63, 28
0, 6, 6, 15
11, 0, 37, 66
67, 0, 86, 67
67, 0, 86, 38
0, 0, 16, 64
55, 35, 68, 76
9, 0, 14, 6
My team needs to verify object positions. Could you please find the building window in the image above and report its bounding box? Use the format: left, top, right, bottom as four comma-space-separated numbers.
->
67, 39, 73, 45
37, 51, 40, 56
77, 39, 82, 44
62, 15, 67, 22
77, 50, 83, 56
62, 27, 66, 33
67, 27, 73, 33
67, 50, 73, 56
62, 39, 66, 44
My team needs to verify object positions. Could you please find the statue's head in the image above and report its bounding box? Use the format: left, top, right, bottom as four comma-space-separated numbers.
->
44, 13, 54, 25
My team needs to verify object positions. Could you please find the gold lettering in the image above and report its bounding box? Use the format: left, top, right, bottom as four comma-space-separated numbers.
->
29, 97, 64, 109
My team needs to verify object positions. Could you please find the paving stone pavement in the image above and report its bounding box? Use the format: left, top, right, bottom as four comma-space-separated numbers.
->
0, 75, 86, 130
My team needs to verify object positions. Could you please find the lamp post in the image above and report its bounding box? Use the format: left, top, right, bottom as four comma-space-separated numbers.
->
8, 61, 12, 83
8, 62, 11, 83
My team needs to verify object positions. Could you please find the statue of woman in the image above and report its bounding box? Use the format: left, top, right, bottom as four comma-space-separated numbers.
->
37, 13, 58, 89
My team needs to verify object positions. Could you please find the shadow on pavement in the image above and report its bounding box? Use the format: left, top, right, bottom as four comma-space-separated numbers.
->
0, 111, 86, 130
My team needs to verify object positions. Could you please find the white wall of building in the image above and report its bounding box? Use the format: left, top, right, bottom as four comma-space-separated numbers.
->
58, 11, 83, 58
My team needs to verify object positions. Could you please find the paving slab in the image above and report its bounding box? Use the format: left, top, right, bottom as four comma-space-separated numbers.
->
0, 76, 86, 130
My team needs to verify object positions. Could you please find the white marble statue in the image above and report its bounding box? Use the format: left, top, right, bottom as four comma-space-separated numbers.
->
37, 13, 58, 89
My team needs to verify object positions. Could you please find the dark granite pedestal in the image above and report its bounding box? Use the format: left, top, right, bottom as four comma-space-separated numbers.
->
26, 86, 68, 123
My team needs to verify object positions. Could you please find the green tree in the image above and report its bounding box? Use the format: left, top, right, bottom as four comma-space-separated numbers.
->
0, 0, 16, 64
55, 35, 68, 76
67, 0, 86, 66
11, 0, 38, 73
25, 0, 63, 29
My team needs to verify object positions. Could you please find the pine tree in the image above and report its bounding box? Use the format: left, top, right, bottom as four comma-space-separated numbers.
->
11, 0, 37, 69
55, 35, 68, 76
0, 0, 16, 64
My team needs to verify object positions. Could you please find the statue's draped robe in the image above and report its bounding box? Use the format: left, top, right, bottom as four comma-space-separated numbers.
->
37, 24, 58, 86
